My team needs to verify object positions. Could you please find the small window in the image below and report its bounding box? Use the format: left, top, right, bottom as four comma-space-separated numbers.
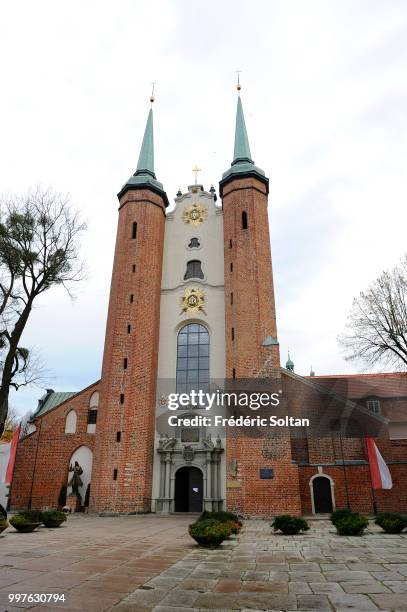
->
231, 293, 233, 305
230, 262, 233, 272
232, 368, 236, 380
116, 431, 121, 442
188, 237, 200, 249
229, 239, 232, 248
113, 468, 118, 480
231, 328, 235, 341
184, 260, 204, 280
87, 409, 98, 424
242, 211, 248, 229
132, 264, 136, 273
124, 358, 128, 369
130, 294, 134, 303
127, 324, 131, 334
120, 394, 124, 404
132, 222, 137, 239
366, 398, 381, 414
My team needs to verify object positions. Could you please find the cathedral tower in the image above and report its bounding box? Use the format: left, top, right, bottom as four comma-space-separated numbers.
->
220, 90, 301, 517
91, 102, 169, 512
220, 92, 280, 378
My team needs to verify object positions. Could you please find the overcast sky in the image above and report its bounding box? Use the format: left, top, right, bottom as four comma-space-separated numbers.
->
1, 0, 407, 415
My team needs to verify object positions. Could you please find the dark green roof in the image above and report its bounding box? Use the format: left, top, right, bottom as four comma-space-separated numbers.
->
34, 391, 76, 418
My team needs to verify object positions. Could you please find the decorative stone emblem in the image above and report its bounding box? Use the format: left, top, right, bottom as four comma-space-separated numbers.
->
182, 203, 208, 227
181, 287, 206, 315
183, 445, 195, 463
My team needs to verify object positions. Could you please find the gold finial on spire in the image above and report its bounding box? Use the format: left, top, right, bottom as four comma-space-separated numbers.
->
150, 82, 155, 104
236, 70, 242, 92
192, 164, 201, 185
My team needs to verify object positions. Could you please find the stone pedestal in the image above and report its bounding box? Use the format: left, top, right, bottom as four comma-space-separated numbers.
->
67, 493, 81, 513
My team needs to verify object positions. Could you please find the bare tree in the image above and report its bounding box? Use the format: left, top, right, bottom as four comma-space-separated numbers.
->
339, 255, 407, 370
0, 188, 86, 435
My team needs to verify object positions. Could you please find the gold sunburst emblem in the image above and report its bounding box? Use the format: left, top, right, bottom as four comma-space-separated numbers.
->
181, 287, 206, 315
182, 203, 208, 227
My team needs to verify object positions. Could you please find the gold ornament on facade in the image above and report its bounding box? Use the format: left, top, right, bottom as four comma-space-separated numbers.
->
181, 287, 206, 315
182, 203, 208, 227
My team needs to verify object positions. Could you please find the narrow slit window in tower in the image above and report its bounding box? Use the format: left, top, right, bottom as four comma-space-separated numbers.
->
242, 211, 248, 229
132, 222, 137, 239
123, 358, 128, 369
231, 328, 235, 341
120, 393, 124, 404
116, 431, 121, 442
113, 469, 118, 480
130, 294, 134, 303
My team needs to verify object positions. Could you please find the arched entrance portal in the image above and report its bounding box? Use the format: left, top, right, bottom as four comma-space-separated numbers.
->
312, 476, 334, 513
174, 466, 203, 512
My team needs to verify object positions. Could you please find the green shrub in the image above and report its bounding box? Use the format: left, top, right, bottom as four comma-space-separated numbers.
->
0, 519, 8, 533
330, 508, 353, 525
335, 513, 368, 536
9, 514, 41, 532
189, 518, 231, 547
19, 510, 43, 523
41, 510, 67, 527
375, 513, 407, 534
200, 510, 242, 525
272, 515, 310, 535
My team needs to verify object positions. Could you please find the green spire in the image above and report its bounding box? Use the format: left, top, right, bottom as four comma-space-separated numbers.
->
118, 103, 169, 207
286, 351, 294, 372
219, 89, 268, 194
233, 96, 253, 165
136, 107, 155, 177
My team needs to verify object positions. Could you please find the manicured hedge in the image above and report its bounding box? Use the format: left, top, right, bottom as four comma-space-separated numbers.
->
271, 515, 309, 535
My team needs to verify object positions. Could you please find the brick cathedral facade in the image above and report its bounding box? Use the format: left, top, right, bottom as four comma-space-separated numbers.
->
10, 94, 407, 517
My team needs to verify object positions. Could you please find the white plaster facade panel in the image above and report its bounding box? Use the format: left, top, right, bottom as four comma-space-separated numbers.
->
152, 186, 226, 512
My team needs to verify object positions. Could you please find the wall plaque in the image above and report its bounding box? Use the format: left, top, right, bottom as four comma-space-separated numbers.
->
260, 468, 274, 479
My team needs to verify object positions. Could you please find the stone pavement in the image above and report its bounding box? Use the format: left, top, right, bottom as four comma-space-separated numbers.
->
1, 516, 407, 611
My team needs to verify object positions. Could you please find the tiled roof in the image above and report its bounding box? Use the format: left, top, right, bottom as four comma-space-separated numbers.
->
307, 373, 407, 399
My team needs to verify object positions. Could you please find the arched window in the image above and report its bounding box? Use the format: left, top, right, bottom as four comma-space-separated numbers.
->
184, 260, 204, 280
176, 323, 209, 394
65, 410, 77, 434
242, 211, 248, 229
87, 391, 99, 434
188, 237, 200, 249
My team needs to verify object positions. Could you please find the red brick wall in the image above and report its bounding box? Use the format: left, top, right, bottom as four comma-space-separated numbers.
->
91, 188, 166, 513
10, 383, 99, 511
221, 174, 301, 517
222, 176, 280, 377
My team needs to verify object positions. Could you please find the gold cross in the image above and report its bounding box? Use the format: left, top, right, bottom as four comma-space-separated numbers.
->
192, 164, 201, 185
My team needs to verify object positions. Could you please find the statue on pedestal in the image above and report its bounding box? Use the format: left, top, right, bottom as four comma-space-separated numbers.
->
68, 461, 83, 499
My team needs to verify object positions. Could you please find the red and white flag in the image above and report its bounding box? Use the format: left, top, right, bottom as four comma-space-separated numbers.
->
366, 437, 393, 490
5, 425, 21, 484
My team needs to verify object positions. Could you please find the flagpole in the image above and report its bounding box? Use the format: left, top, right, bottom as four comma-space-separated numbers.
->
28, 418, 42, 510
364, 437, 378, 515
